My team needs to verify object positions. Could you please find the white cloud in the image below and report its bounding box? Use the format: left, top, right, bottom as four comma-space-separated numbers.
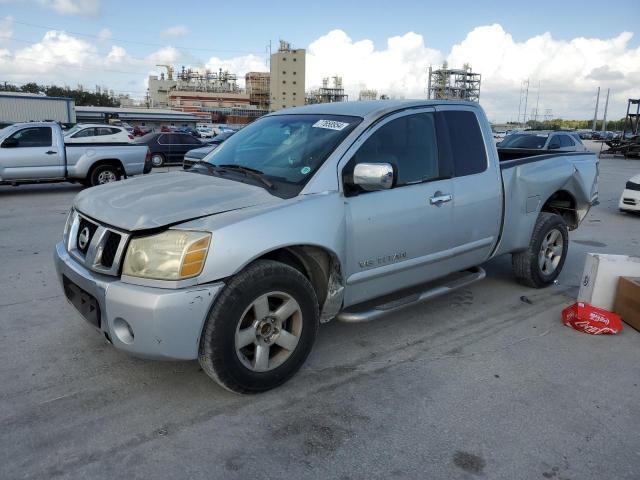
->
446, 24, 640, 121
0, 16, 13, 45
38, 0, 101, 16
98, 28, 111, 41
0, 24, 637, 121
0, 0, 100, 16
306, 29, 442, 100
161, 25, 188, 38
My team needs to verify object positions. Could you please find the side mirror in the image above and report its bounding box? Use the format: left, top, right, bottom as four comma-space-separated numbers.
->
352, 163, 394, 191
548, 141, 561, 150
1, 138, 18, 148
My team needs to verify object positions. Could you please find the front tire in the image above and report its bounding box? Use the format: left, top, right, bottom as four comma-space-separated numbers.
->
199, 260, 319, 394
512, 212, 569, 288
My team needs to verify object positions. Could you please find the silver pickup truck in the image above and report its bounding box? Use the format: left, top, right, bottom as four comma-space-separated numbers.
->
0, 122, 151, 187
54, 100, 598, 393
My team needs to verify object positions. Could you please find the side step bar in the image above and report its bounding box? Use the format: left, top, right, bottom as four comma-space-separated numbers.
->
336, 266, 486, 323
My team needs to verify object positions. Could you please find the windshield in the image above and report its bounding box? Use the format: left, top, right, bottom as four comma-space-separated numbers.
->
194, 114, 362, 198
499, 133, 548, 149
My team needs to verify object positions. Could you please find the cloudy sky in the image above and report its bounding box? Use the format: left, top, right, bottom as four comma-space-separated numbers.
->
0, 0, 638, 122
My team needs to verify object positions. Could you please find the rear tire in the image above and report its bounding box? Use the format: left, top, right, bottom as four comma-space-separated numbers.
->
199, 260, 319, 394
151, 153, 165, 168
88, 164, 121, 187
512, 212, 568, 288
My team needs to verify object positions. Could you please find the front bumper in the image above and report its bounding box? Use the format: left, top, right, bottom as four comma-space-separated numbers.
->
619, 189, 640, 212
54, 242, 224, 360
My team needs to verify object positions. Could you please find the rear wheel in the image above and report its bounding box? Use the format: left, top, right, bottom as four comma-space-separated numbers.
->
151, 153, 165, 168
199, 260, 319, 394
89, 164, 121, 187
512, 212, 568, 288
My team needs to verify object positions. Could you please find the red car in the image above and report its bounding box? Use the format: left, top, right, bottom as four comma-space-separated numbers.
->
133, 126, 152, 136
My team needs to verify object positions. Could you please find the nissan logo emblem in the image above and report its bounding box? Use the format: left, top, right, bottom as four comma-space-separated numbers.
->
78, 227, 90, 250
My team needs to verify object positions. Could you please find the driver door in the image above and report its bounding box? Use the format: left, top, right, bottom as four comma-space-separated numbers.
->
341, 108, 456, 306
0, 126, 64, 180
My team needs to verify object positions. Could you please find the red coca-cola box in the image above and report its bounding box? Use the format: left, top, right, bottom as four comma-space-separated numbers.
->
562, 302, 623, 335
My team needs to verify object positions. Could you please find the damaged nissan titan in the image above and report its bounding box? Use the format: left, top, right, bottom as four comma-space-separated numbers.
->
54, 100, 598, 393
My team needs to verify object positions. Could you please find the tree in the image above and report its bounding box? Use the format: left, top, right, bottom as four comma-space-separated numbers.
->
0, 81, 120, 107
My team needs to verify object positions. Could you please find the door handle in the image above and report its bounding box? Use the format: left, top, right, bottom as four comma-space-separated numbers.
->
429, 192, 452, 206
45, 150, 57, 155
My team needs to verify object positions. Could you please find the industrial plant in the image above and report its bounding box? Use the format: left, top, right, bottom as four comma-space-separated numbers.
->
427, 63, 481, 102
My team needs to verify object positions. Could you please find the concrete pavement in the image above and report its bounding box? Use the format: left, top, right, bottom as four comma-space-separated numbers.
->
1, 150, 639, 479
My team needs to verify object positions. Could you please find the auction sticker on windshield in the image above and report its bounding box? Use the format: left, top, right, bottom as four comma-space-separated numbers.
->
312, 119, 350, 131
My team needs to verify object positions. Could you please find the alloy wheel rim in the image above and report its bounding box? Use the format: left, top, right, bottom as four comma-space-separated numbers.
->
235, 291, 302, 372
538, 228, 563, 275
151, 155, 163, 166
97, 170, 117, 184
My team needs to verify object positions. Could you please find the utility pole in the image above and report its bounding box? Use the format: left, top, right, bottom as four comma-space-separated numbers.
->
602, 88, 610, 132
534, 80, 541, 123
522, 79, 530, 128
592, 87, 600, 131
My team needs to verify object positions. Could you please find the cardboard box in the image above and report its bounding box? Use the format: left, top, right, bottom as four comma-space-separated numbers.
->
613, 277, 640, 332
578, 254, 640, 310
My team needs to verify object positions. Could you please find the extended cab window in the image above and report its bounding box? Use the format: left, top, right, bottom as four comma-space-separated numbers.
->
558, 135, 574, 147
436, 110, 487, 177
352, 112, 440, 186
4, 127, 52, 147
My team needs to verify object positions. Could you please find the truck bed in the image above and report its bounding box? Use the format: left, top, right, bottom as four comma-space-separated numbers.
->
493, 151, 598, 257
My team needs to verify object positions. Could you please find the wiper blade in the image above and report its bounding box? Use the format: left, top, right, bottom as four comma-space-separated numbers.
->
192, 160, 222, 176
216, 164, 274, 189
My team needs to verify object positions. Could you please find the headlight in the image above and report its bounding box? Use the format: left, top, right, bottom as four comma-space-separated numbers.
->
63, 208, 75, 243
122, 230, 211, 280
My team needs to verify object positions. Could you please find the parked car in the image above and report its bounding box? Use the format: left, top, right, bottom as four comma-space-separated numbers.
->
64, 124, 134, 143
197, 126, 215, 138
55, 100, 598, 393
619, 174, 640, 213
497, 130, 588, 159
183, 132, 236, 169
133, 125, 151, 137
135, 132, 204, 167
1, 122, 151, 187
160, 126, 178, 133
178, 127, 200, 138
493, 130, 507, 140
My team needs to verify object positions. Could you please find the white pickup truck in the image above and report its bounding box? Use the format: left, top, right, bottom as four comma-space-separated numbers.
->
0, 122, 151, 187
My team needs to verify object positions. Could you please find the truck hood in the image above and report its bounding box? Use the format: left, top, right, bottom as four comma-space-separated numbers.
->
74, 171, 280, 231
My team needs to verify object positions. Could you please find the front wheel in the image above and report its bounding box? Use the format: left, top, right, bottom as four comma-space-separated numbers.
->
199, 260, 319, 394
512, 212, 569, 288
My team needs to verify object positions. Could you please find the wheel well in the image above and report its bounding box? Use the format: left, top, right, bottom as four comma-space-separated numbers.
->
541, 190, 578, 229
255, 246, 339, 309
88, 159, 125, 179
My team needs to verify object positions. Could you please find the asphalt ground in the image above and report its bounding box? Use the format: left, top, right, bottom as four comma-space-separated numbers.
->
1, 141, 639, 479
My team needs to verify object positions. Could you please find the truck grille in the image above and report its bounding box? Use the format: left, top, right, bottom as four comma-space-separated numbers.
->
66, 210, 129, 276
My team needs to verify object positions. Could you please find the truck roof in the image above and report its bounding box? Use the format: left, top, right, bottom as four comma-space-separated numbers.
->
268, 99, 481, 120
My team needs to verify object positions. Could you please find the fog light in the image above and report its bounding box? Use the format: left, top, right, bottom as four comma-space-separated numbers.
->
113, 317, 134, 344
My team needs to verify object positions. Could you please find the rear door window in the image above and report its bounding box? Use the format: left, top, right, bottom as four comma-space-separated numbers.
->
436, 110, 487, 177
96, 127, 114, 136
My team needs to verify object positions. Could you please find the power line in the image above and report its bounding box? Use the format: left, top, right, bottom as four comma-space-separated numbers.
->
11, 19, 265, 55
